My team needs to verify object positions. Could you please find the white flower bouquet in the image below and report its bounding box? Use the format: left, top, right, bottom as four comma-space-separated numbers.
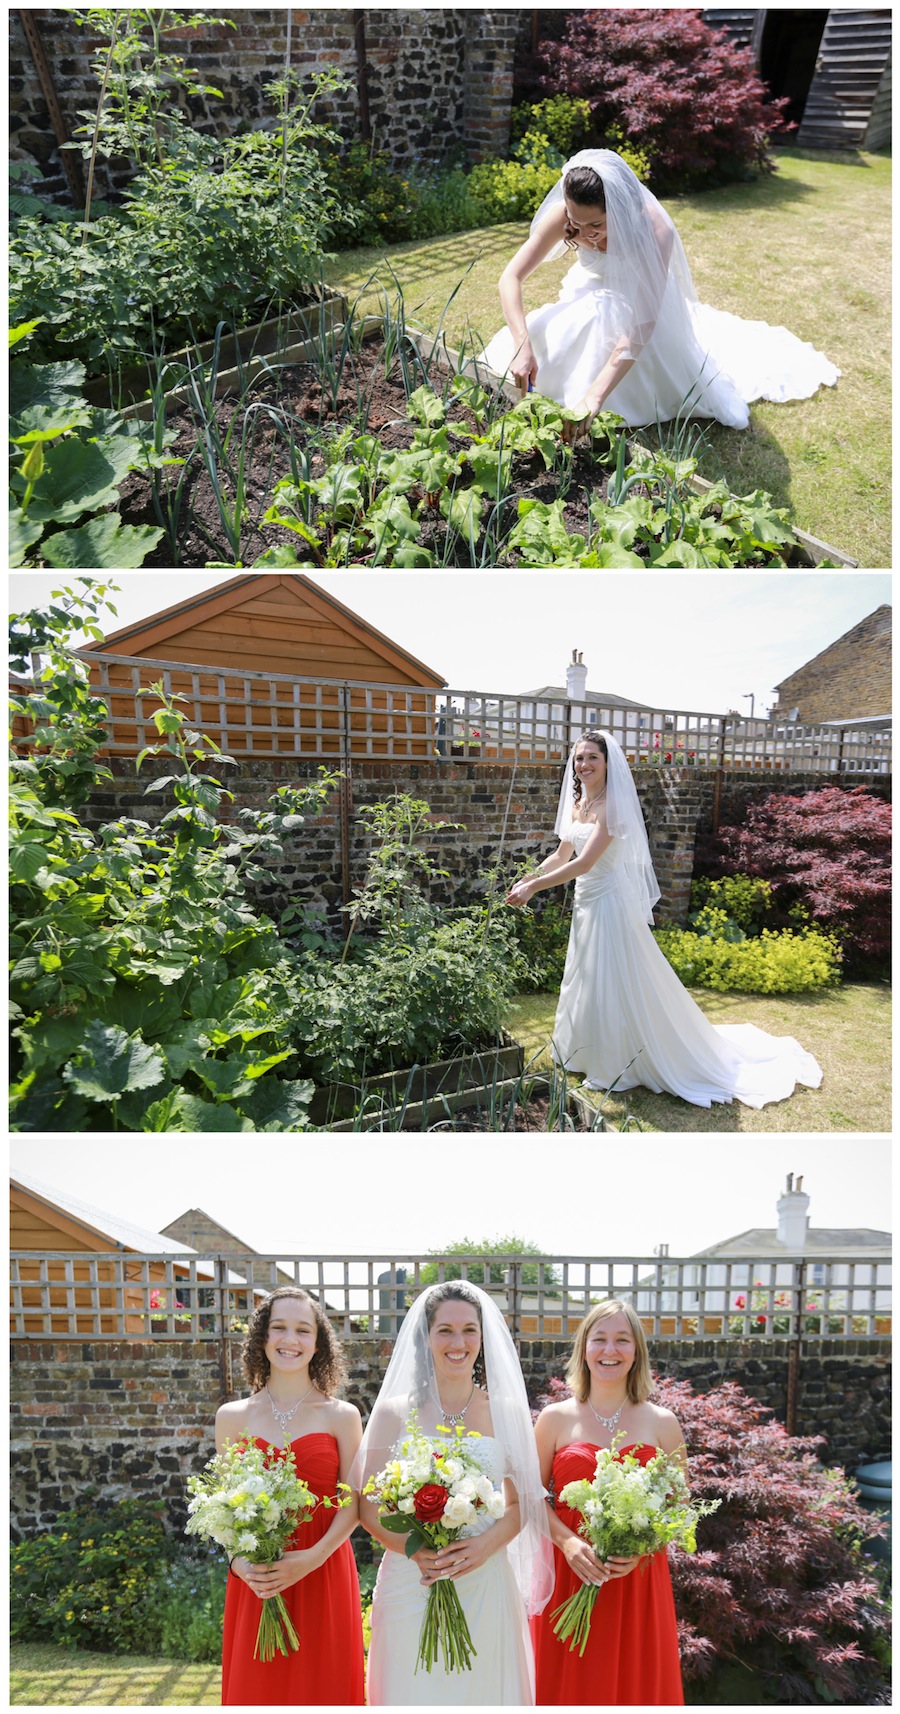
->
364, 1415, 504, 1674
185, 1438, 318, 1661
554, 1434, 720, 1655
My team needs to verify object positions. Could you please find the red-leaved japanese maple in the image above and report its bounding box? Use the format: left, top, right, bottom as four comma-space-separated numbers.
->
532, 1375, 889, 1703
697, 785, 891, 974
536, 9, 791, 190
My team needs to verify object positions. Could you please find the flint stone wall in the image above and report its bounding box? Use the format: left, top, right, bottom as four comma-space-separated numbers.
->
10, 8, 518, 204
10, 1334, 891, 1539
80, 757, 890, 929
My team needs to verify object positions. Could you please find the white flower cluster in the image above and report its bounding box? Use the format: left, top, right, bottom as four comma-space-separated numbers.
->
366, 1417, 504, 1538
559, 1436, 718, 1561
185, 1438, 316, 1560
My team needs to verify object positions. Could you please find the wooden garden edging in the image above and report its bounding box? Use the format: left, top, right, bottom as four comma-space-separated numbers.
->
113, 294, 349, 419
311, 1032, 525, 1130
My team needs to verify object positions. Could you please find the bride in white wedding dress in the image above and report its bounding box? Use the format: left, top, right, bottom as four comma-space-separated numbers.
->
506, 731, 823, 1110
354, 1282, 553, 1705
481, 150, 839, 434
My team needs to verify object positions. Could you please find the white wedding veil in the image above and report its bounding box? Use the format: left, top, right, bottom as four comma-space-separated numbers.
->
530, 148, 699, 357
349, 1280, 554, 1616
555, 728, 661, 923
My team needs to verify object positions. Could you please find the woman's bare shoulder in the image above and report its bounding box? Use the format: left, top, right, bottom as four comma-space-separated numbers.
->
216, 1395, 255, 1433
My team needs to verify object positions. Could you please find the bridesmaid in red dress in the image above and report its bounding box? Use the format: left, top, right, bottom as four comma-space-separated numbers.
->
216, 1287, 365, 1706
532, 1298, 686, 1705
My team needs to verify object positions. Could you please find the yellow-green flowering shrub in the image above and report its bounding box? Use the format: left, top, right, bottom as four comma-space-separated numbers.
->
466, 154, 561, 222
653, 924, 841, 993
690, 874, 774, 931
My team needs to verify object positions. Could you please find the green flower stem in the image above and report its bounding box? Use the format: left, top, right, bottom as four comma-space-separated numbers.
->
416, 1579, 476, 1675
254, 1590, 300, 1662
551, 1583, 599, 1657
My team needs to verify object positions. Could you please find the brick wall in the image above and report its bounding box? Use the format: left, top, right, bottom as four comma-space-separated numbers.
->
772, 606, 892, 725
10, 8, 518, 203
11, 1334, 890, 1538
81, 756, 889, 931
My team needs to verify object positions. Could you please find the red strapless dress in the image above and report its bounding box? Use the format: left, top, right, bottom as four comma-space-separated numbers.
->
532, 1442, 684, 1706
220, 1433, 365, 1706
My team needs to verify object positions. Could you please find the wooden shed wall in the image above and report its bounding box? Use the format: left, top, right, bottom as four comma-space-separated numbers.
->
703, 7, 892, 147
77, 577, 442, 757
797, 10, 892, 147
10, 1189, 193, 1336
92, 579, 444, 686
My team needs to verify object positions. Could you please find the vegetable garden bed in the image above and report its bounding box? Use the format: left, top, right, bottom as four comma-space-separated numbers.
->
114, 316, 856, 570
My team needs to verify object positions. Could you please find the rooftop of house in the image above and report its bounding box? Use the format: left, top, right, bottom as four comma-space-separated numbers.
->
522, 685, 648, 709
693, 1226, 891, 1258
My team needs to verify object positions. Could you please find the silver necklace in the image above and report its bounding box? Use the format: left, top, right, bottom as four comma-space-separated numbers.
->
581, 784, 607, 820
588, 1397, 626, 1433
266, 1382, 314, 1439
433, 1381, 476, 1426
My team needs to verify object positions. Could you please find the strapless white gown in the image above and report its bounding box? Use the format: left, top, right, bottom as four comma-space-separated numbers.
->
366, 1436, 535, 1705
552, 824, 823, 1109
481, 247, 839, 428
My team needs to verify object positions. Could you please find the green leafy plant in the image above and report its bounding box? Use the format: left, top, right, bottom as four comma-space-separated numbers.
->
10, 587, 345, 1131
11, 47, 351, 373
9, 324, 169, 568
10, 1496, 175, 1654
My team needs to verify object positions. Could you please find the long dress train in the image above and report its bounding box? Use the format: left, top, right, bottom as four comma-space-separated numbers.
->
367, 1435, 535, 1705
552, 823, 823, 1108
481, 247, 839, 428
533, 1442, 684, 1705
220, 1433, 365, 1706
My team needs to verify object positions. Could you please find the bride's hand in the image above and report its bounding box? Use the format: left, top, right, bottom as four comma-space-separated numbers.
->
506, 879, 536, 908
431, 1536, 489, 1581
510, 339, 538, 395
561, 392, 603, 447
411, 1544, 444, 1586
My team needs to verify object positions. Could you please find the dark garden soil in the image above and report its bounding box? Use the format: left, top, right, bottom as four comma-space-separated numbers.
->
117, 339, 619, 569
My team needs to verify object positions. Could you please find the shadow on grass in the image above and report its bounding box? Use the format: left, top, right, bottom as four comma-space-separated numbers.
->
11, 1650, 220, 1707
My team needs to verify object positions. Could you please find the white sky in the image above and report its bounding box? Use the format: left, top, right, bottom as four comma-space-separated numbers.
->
8, 571, 890, 719
11, 1138, 891, 1259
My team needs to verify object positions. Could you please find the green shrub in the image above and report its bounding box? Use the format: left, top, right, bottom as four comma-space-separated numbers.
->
156, 1556, 228, 1662
510, 96, 593, 159
290, 910, 523, 1083
689, 873, 774, 931
653, 922, 841, 993
466, 153, 561, 224
506, 896, 572, 992
11, 69, 349, 370
10, 1497, 174, 1653
318, 141, 420, 246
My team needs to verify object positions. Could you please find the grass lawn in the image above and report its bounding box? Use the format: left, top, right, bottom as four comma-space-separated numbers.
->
506, 981, 891, 1132
10, 1642, 220, 1706
325, 148, 891, 567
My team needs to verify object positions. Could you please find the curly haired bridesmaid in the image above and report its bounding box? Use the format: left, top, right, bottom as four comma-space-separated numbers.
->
217, 1287, 365, 1706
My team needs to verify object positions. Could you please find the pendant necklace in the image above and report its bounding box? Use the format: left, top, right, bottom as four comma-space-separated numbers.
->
583, 784, 607, 822
433, 1381, 476, 1426
588, 1396, 626, 1434
266, 1381, 314, 1443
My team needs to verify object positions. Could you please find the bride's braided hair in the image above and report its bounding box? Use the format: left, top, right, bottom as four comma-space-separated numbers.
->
571, 730, 608, 808
563, 165, 607, 252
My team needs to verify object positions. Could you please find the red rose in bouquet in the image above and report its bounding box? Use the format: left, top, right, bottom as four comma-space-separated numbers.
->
413, 1484, 449, 1523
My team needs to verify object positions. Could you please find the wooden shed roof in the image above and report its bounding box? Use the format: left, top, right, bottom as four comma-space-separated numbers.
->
80, 574, 446, 688
11, 1170, 198, 1256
